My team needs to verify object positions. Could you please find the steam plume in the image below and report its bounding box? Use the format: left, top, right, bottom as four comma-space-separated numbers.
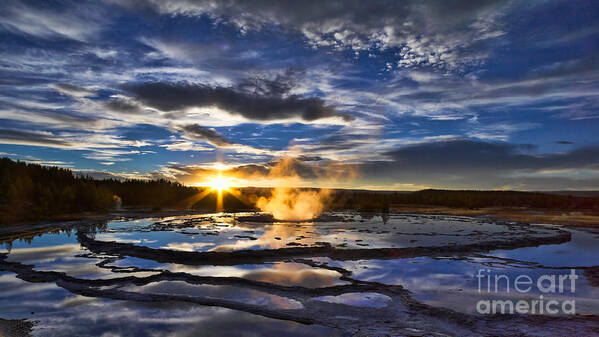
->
257, 187, 329, 221
255, 157, 331, 220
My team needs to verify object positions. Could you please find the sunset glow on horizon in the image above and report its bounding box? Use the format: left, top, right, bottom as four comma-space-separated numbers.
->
1, 0, 598, 191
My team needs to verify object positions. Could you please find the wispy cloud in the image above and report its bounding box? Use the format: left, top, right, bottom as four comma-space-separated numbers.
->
0, 0, 598, 189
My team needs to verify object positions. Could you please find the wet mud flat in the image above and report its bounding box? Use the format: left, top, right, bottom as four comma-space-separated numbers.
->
1, 212, 599, 336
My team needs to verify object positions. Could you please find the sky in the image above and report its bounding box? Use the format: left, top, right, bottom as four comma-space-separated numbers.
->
1, 0, 599, 190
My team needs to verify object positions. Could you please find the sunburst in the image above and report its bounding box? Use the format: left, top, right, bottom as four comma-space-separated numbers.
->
208, 173, 231, 193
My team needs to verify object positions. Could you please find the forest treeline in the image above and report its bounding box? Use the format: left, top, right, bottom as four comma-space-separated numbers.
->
2, 157, 599, 224
0, 158, 197, 224
326, 189, 599, 212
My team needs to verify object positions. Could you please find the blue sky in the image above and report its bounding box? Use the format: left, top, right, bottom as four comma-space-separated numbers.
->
1, 0, 599, 190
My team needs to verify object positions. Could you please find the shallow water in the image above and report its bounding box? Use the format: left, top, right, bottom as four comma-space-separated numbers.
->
321, 256, 599, 315
0, 272, 339, 337
490, 227, 599, 267
1, 212, 598, 336
313, 292, 392, 308
92, 212, 559, 251
109, 257, 350, 288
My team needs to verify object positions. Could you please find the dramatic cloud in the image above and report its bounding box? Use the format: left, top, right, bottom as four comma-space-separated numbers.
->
350, 139, 599, 190
117, 0, 510, 71
121, 82, 354, 123
0, 129, 72, 148
0, 129, 151, 162
179, 124, 232, 147
104, 99, 144, 114
382, 139, 599, 172
297, 155, 324, 162
159, 157, 345, 186
1, 1, 598, 190
103, 138, 599, 190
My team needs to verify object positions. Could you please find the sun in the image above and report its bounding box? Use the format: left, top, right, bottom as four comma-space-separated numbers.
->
208, 174, 231, 193
187, 169, 244, 212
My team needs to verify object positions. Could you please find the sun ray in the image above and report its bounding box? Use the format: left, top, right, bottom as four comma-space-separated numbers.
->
178, 188, 213, 209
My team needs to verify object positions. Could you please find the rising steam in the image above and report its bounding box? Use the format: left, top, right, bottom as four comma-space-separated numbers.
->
254, 157, 332, 221
257, 187, 329, 221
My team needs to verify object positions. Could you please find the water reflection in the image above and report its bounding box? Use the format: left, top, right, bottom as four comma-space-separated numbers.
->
491, 227, 599, 267
0, 272, 341, 336
323, 255, 599, 315
242, 262, 347, 288
314, 292, 392, 308
0, 212, 596, 335
92, 213, 559, 253
3, 239, 156, 280
120, 281, 304, 310
110, 257, 350, 288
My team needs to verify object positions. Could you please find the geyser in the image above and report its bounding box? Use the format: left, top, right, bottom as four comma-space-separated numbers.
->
256, 187, 329, 221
